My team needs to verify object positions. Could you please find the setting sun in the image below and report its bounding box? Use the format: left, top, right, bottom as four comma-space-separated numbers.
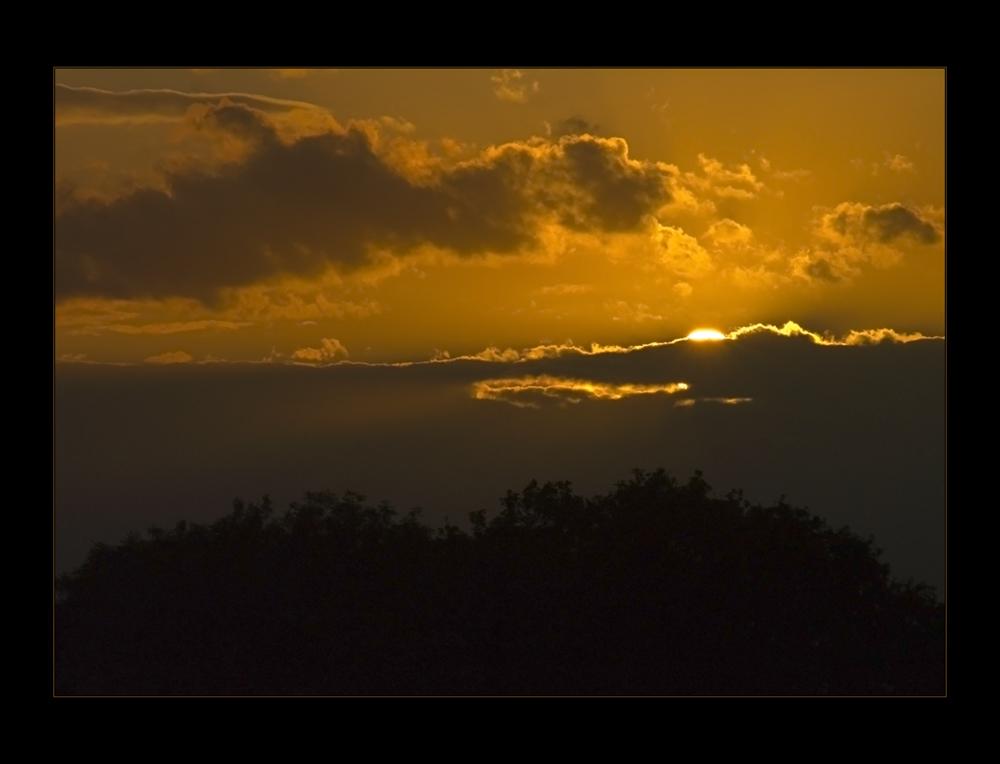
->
686, 330, 727, 341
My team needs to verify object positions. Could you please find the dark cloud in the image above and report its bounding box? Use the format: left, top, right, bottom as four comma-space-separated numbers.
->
862, 204, 939, 244
828, 202, 939, 245
558, 137, 672, 231
56, 102, 674, 301
806, 259, 839, 282
56, 107, 527, 301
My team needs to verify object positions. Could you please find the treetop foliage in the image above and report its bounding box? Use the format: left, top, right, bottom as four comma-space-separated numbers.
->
55, 469, 944, 696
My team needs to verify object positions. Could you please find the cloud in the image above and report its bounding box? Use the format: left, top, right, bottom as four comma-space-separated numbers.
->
471, 347, 522, 363
650, 224, 714, 278
472, 375, 688, 405
790, 255, 842, 282
56, 111, 521, 300
536, 283, 594, 296
853, 204, 938, 244
224, 283, 381, 323
680, 154, 766, 200
673, 282, 693, 298
838, 328, 938, 345
674, 397, 752, 406
703, 219, 754, 253
145, 350, 194, 364
755, 155, 811, 183
772, 169, 812, 182
54, 84, 334, 130
443, 322, 937, 361
427, 323, 843, 367
853, 154, 919, 177
424, 336, 689, 366
885, 154, 916, 173
54, 296, 253, 336
793, 202, 941, 282
606, 300, 664, 323
56, 99, 676, 302
697, 155, 764, 190
55, 297, 145, 328
491, 70, 539, 103
292, 338, 349, 362
726, 321, 938, 346
85, 320, 251, 336
550, 137, 674, 232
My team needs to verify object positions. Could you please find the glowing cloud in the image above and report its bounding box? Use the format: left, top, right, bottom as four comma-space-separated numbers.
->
795, 202, 942, 282
724, 321, 938, 346
292, 338, 349, 363
430, 321, 938, 370
473, 376, 688, 404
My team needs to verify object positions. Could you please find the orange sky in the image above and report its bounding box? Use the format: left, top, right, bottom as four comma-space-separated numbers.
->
55, 69, 944, 365
54, 70, 946, 592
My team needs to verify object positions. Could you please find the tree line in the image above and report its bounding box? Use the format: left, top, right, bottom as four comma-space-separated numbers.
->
55, 469, 945, 695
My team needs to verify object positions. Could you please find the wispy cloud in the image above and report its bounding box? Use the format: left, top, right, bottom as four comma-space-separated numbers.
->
535, 283, 594, 296
491, 70, 539, 103
675, 397, 753, 406
80, 320, 252, 337
473, 375, 688, 405
54, 84, 333, 128
144, 350, 194, 364
885, 154, 916, 173
606, 300, 665, 322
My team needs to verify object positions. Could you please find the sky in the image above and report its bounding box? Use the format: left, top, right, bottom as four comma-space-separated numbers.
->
54, 69, 946, 593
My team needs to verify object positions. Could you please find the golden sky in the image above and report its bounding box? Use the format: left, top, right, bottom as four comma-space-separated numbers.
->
54, 70, 947, 595
55, 69, 944, 365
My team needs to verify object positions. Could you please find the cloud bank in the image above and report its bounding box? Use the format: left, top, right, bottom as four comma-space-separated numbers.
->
56, 92, 677, 302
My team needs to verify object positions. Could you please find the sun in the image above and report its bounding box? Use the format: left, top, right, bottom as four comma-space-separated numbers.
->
686, 329, 727, 341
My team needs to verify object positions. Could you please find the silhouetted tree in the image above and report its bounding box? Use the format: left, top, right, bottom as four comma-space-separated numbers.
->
55, 470, 944, 695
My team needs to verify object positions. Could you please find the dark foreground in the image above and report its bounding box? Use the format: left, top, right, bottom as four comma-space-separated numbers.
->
55, 470, 945, 695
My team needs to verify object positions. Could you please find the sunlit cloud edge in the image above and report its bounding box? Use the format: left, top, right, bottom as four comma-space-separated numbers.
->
54, 321, 943, 368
